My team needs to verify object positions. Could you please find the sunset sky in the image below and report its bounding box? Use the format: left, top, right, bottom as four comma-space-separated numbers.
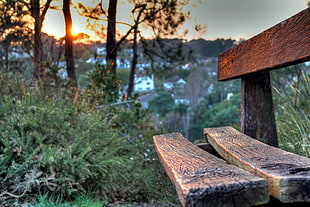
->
43, 0, 308, 41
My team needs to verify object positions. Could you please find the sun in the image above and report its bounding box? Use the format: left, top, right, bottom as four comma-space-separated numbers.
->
71, 24, 82, 36
44, 9, 89, 38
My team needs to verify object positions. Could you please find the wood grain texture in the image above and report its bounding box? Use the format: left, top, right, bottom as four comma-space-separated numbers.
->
241, 71, 278, 147
218, 8, 310, 81
205, 127, 310, 203
153, 133, 269, 207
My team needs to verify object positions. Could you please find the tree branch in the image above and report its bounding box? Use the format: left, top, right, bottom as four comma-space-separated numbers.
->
41, 0, 53, 23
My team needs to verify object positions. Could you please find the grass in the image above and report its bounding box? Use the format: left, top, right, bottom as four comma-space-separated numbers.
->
272, 64, 310, 157
27, 194, 104, 207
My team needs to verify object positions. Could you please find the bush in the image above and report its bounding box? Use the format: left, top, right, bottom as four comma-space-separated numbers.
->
0, 93, 129, 203
0, 80, 178, 205
148, 91, 175, 117
189, 93, 240, 141
87, 64, 121, 104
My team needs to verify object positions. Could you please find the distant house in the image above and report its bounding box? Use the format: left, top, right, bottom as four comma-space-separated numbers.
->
8, 51, 31, 60
134, 75, 155, 92
97, 47, 106, 56
164, 77, 187, 94
117, 58, 130, 69
136, 63, 151, 72
174, 98, 190, 105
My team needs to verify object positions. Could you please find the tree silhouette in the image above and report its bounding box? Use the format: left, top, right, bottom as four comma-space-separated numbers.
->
30, 0, 53, 79
106, 0, 118, 74
126, 0, 191, 97
63, 0, 77, 86
78, 0, 191, 98
0, 0, 31, 73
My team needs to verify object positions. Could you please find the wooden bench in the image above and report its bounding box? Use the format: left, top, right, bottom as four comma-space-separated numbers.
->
153, 133, 269, 207
153, 8, 310, 207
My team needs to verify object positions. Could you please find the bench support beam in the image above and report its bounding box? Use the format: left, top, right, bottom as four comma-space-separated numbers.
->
218, 8, 310, 81
241, 71, 278, 147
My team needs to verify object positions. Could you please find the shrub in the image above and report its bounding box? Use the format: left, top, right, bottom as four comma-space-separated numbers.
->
0, 92, 130, 204
87, 64, 121, 104
0, 80, 178, 205
148, 91, 175, 117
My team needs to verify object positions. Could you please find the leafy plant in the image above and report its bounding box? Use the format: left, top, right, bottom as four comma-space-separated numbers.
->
190, 93, 241, 141
0, 80, 178, 205
148, 91, 175, 117
0, 93, 128, 203
87, 63, 121, 104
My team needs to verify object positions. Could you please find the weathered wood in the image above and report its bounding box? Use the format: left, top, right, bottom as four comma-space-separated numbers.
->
204, 127, 310, 203
218, 8, 310, 81
153, 133, 269, 207
241, 71, 278, 147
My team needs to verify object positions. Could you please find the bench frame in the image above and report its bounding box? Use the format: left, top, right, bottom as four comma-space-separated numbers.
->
154, 7, 310, 207
218, 8, 310, 147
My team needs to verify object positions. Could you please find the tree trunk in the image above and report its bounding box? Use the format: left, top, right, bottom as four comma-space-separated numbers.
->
106, 0, 117, 74
127, 5, 145, 97
32, 0, 42, 79
3, 42, 9, 73
106, 0, 118, 74
127, 25, 138, 97
63, 0, 77, 87
31, 0, 52, 80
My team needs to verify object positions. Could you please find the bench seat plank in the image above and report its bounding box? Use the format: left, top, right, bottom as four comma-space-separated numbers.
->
204, 127, 310, 203
153, 133, 269, 207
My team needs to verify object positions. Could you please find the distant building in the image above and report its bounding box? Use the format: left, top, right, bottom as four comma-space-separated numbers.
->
174, 98, 190, 105
117, 58, 130, 69
134, 75, 155, 92
97, 47, 106, 56
164, 77, 187, 94
136, 63, 151, 72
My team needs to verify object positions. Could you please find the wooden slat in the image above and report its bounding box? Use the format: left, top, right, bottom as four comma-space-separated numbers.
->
204, 127, 310, 203
153, 133, 269, 207
218, 8, 310, 81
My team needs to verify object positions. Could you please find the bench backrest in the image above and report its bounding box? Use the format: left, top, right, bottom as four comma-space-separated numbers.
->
217, 8, 310, 147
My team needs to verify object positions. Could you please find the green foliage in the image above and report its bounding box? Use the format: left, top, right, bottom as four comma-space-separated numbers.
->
148, 91, 175, 117
77, 74, 89, 88
30, 194, 71, 207
87, 63, 121, 104
117, 68, 130, 87
0, 79, 178, 205
0, 93, 129, 203
272, 64, 310, 157
177, 67, 191, 80
190, 93, 240, 141
28, 194, 104, 207
174, 103, 188, 116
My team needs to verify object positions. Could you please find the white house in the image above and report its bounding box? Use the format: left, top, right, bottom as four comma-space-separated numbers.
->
164, 77, 187, 95
117, 58, 130, 69
97, 47, 106, 56
164, 77, 186, 90
174, 98, 190, 105
134, 75, 155, 92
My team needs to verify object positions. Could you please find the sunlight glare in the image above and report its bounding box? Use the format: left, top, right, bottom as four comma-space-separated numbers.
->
71, 25, 81, 36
